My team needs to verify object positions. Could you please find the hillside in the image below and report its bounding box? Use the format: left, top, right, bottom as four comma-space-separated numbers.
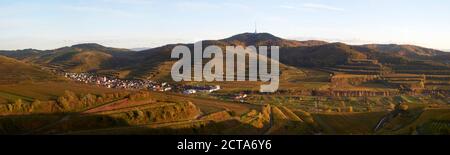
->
0, 49, 41, 60
363, 44, 444, 57
220, 32, 328, 47
362, 44, 450, 64
1, 32, 449, 80
97, 33, 448, 79
281, 43, 368, 67
0, 43, 135, 74
0, 56, 59, 84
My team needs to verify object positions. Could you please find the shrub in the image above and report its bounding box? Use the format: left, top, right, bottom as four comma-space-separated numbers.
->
28, 99, 41, 112
107, 94, 114, 99
399, 104, 409, 111
228, 111, 236, 117
388, 103, 396, 110
64, 90, 78, 102
339, 101, 346, 108
85, 94, 97, 105
128, 91, 152, 101
6, 104, 13, 112
96, 97, 104, 103
304, 117, 315, 124
367, 106, 373, 112
57, 96, 70, 110
14, 99, 23, 108
32, 99, 41, 106
348, 106, 353, 112
135, 110, 145, 118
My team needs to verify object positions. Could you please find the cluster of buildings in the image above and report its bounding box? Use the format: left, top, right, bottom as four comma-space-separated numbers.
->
182, 85, 221, 94
63, 73, 172, 91
234, 92, 248, 103
63, 72, 224, 95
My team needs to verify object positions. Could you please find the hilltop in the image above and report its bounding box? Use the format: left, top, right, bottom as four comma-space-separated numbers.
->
220, 32, 327, 47
1, 32, 449, 80
0, 43, 136, 74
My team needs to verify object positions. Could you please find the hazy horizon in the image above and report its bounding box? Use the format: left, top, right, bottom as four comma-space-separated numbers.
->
1, 0, 449, 50
2, 31, 450, 52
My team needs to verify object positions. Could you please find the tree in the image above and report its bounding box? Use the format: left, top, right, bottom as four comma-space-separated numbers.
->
367, 105, 373, 112
399, 104, 409, 111
85, 94, 97, 105
96, 97, 104, 103
348, 106, 353, 113
57, 96, 70, 110
13, 99, 24, 111
388, 103, 396, 110
339, 101, 346, 108
64, 90, 78, 102
29, 99, 41, 112
14, 99, 23, 107
324, 105, 332, 113
135, 110, 144, 118
129, 95, 136, 101
32, 99, 41, 106
6, 104, 13, 112
107, 93, 114, 99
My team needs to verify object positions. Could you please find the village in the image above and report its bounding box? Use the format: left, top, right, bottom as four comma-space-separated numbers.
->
64, 72, 172, 91
62, 72, 223, 95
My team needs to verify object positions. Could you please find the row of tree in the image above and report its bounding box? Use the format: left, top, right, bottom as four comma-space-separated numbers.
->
1, 90, 132, 114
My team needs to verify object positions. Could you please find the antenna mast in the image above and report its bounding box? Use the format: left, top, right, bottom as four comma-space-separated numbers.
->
254, 22, 257, 34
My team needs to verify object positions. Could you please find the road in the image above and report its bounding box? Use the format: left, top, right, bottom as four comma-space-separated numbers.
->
374, 109, 400, 132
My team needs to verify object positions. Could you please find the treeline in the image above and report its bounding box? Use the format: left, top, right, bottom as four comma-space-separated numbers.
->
0, 91, 131, 114
128, 91, 153, 101
44, 101, 201, 133
55, 90, 130, 111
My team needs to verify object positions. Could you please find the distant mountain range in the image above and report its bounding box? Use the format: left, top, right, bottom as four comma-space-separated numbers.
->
1, 32, 449, 80
130, 47, 152, 51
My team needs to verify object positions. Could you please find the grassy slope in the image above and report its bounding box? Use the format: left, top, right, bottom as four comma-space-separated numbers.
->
0, 82, 123, 104
313, 112, 388, 135
377, 108, 450, 135
0, 56, 59, 84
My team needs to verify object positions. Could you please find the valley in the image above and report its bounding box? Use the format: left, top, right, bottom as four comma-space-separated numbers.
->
0, 33, 449, 135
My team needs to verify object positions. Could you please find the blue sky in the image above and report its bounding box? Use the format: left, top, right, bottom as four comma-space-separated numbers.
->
0, 0, 449, 50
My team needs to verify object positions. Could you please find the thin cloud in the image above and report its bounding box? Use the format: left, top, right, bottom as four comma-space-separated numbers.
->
98, 0, 153, 5
279, 5, 295, 9
175, 1, 252, 11
222, 3, 250, 10
302, 3, 345, 12
280, 3, 345, 12
61, 5, 135, 17
175, 1, 221, 11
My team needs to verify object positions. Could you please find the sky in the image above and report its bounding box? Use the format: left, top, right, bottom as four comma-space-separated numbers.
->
0, 0, 449, 50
